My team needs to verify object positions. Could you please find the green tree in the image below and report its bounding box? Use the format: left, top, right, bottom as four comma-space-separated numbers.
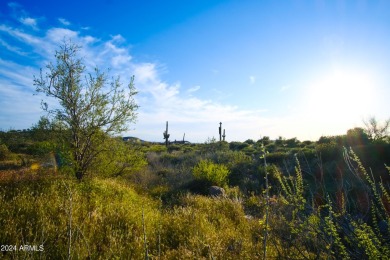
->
346, 127, 369, 146
34, 41, 138, 179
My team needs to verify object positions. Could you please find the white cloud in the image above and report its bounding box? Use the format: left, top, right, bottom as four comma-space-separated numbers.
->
188, 85, 200, 93
249, 75, 255, 84
20, 17, 38, 29
58, 18, 70, 26
0, 38, 27, 56
111, 34, 125, 43
0, 59, 47, 130
133, 63, 158, 83
0, 24, 41, 45
46, 28, 79, 43
0, 11, 275, 142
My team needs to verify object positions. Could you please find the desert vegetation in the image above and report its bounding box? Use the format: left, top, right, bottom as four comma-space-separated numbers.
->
1, 42, 389, 259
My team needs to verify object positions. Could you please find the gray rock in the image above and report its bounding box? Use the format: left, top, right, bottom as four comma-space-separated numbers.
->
209, 186, 225, 197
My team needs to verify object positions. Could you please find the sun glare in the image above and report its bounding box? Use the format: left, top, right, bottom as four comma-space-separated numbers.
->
305, 68, 376, 120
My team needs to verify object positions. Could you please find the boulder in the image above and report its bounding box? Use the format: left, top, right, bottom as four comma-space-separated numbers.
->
209, 186, 225, 197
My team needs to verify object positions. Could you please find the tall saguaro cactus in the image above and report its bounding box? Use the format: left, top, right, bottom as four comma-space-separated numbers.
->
163, 121, 170, 147
219, 122, 222, 142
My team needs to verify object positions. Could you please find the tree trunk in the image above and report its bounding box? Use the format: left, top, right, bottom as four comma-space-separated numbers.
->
75, 170, 83, 180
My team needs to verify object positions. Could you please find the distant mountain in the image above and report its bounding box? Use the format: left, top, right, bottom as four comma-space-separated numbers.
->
122, 136, 147, 143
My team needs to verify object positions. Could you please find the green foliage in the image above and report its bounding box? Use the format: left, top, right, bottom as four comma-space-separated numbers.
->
147, 144, 167, 153
93, 138, 147, 177
346, 127, 370, 146
0, 175, 265, 259
273, 157, 306, 214
27, 141, 56, 156
0, 177, 159, 259
285, 137, 300, 148
167, 144, 181, 152
0, 143, 9, 160
316, 141, 340, 161
258, 136, 271, 146
202, 137, 229, 154
2, 118, 390, 258
34, 41, 138, 179
265, 151, 288, 163
229, 141, 249, 151
193, 159, 230, 187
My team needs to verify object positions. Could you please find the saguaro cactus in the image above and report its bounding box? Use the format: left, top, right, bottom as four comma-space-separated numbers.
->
163, 121, 170, 147
219, 122, 222, 142
222, 129, 226, 141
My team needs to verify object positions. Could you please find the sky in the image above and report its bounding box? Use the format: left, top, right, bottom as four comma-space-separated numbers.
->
0, 0, 389, 143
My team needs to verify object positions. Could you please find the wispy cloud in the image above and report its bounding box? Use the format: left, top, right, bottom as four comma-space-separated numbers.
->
20, 17, 38, 30
58, 18, 70, 26
0, 24, 42, 46
8, 2, 21, 8
0, 3, 274, 141
187, 85, 200, 93
0, 38, 27, 55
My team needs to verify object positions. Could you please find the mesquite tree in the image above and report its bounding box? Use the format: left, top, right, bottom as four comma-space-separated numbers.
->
34, 41, 138, 179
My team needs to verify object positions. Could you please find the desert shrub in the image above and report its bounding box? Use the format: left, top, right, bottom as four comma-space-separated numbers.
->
158, 195, 260, 259
285, 137, 300, 148
229, 160, 257, 183
241, 146, 256, 156
268, 149, 390, 259
264, 143, 276, 152
147, 144, 167, 153
0, 143, 10, 160
93, 138, 147, 178
229, 141, 249, 151
315, 142, 341, 161
297, 147, 316, 160
199, 138, 228, 154
167, 144, 181, 152
210, 150, 252, 168
192, 159, 230, 187
0, 177, 161, 259
244, 194, 264, 216
266, 151, 288, 164
27, 141, 55, 156
159, 152, 182, 165
346, 127, 370, 146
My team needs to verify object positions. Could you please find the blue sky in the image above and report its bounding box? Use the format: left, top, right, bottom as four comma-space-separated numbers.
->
1, 1, 389, 142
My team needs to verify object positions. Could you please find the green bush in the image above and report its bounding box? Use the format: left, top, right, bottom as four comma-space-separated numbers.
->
93, 138, 147, 177
315, 142, 341, 161
0, 143, 10, 160
266, 151, 288, 164
193, 159, 230, 187
27, 141, 55, 156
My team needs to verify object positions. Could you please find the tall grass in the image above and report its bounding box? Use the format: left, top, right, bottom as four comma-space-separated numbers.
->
0, 173, 265, 259
1, 145, 389, 258
270, 148, 390, 259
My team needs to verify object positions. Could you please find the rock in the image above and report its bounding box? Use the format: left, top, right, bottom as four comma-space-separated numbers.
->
209, 186, 225, 197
